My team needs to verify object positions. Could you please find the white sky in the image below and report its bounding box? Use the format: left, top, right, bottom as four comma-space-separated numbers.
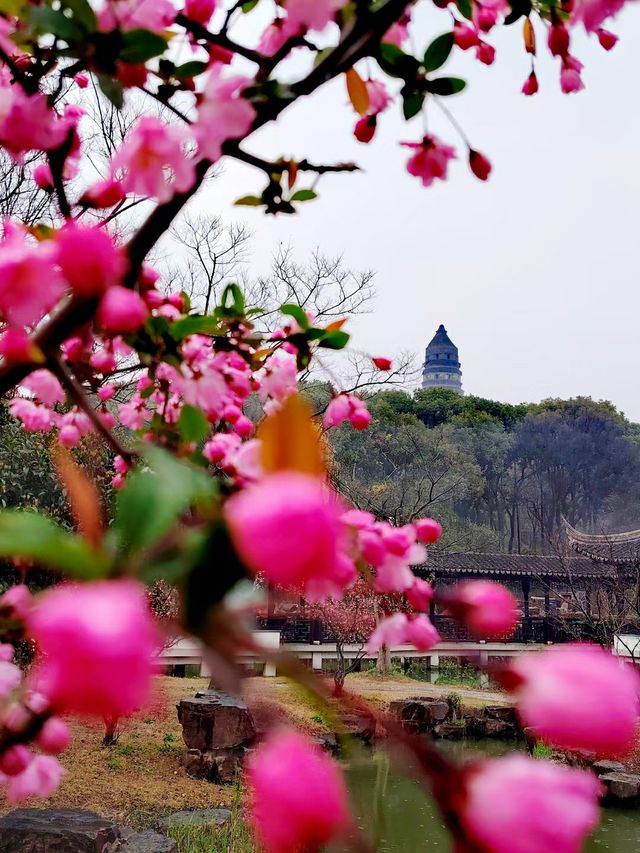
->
190, 3, 640, 420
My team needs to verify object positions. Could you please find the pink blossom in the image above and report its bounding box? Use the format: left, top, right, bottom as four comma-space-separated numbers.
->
560, 56, 585, 93
0, 745, 31, 776
98, 0, 175, 33
366, 80, 392, 115
58, 424, 82, 448
0, 225, 66, 328
0, 661, 21, 698
9, 399, 55, 433
286, 0, 345, 32
415, 517, 442, 545
0, 329, 42, 366
473, 0, 508, 31
234, 414, 253, 437
33, 163, 53, 190
22, 370, 65, 406
354, 114, 377, 143
383, 12, 410, 47
28, 580, 159, 718
112, 117, 196, 203
54, 224, 126, 299
572, 0, 626, 31
225, 472, 347, 592
258, 355, 298, 411
549, 22, 571, 55
0, 584, 31, 620
97, 286, 149, 334
508, 644, 640, 755
324, 394, 371, 430
372, 356, 392, 370
185, 0, 217, 26
522, 70, 539, 95
246, 729, 350, 853
367, 612, 439, 652
597, 27, 619, 48
258, 17, 300, 55
119, 398, 148, 430
204, 432, 241, 464
194, 69, 256, 162
6, 755, 65, 804
36, 717, 70, 755
407, 578, 433, 611
0, 89, 67, 160
454, 21, 480, 49
80, 178, 126, 209
402, 136, 456, 188
460, 755, 599, 853
406, 614, 440, 650
74, 73, 89, 89
475, 40, 496, 64
445, 580, 519, 638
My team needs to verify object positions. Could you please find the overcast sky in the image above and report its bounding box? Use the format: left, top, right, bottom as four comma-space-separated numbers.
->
190, 4, 640, 420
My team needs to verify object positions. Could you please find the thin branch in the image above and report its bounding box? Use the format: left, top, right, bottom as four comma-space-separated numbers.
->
50, 353, 136, 464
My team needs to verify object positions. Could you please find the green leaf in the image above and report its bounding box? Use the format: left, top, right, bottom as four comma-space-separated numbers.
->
402, 90, 424, 120
290, 189, 317, 202
426, 76, 466, 96
178, 405, 210, 444
174, 60, 208, 81
234, 195, 264, 207
280, 303, 310, 330
220, 283, 245, 314
61, 0, 97, 32
119, 28, 167, 63
0, 511, 111, 579
378, 43, 420, 80
319, 329, 350, 350
423, 32, 454, 73
169, 315, 222, 341
456, 0, 472, 19
241, 0, 259, 10
97, 74, 124, 109
113, 447, 217, 558
29, 6, 84, 42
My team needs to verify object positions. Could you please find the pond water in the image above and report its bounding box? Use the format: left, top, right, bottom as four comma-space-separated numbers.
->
330, 739, 640, 852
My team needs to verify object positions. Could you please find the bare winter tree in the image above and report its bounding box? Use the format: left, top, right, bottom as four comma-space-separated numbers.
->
246, 245, 375, 331
164, 213, 251, 312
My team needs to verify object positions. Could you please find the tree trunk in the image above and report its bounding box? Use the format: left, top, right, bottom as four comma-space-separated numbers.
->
376, 645, 391, 675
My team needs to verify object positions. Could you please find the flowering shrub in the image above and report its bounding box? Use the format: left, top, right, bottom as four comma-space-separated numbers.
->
0, 0, 634, 848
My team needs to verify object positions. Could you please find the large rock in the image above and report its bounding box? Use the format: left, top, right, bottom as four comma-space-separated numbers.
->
155, 810, 231, 833
342, 712, 376, 744
119, 827, 178, 852
600, 772, 640, 806
177, 690, 256, 751
0, 809, 120, 853
468, 717, 516, 739
388, 699, 448, 734
0, 810, 177, 853
433, 722, 467, 739
593, 760, 626, 777
484, 705, 518, 724
179, 746, 248, 783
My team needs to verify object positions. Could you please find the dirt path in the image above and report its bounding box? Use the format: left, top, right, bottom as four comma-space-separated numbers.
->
343, 673, 509, 707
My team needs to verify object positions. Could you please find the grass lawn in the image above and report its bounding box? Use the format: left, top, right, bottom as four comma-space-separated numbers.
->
0, 672, 504, 851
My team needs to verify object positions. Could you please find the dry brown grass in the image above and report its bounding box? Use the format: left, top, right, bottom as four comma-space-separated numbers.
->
0, 671, 505, 830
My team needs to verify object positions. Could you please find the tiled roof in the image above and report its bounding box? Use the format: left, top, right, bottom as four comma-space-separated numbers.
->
565, 521, 640, 567
423, 552, 614, 579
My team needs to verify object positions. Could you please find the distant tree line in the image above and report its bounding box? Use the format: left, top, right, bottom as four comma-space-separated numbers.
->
323, 387, 640, 555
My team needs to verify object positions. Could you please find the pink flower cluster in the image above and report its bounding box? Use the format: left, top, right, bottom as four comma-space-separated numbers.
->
324, 393, 371, 430
246, 729, 349, 853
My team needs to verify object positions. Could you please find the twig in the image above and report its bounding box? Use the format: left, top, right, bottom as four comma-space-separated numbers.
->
175, 13, 263, 65
50, 352, 136, 464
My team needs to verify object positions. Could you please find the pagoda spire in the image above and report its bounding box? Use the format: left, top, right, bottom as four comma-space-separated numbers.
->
421, 324, 463, 394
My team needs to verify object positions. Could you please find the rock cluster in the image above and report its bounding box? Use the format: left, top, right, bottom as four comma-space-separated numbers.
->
388, 697, 520, 739
177, 689, 256, 783
0, 809, 177, 853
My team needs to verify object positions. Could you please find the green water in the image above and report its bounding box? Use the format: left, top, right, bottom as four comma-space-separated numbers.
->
332, 739, 640, 852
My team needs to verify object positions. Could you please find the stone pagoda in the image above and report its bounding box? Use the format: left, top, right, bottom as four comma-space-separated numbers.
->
421, 324, 463, 394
